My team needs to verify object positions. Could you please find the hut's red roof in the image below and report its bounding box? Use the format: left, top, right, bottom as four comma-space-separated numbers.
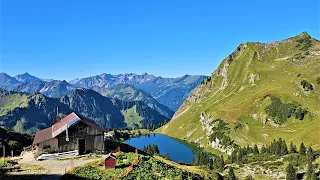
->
32, 127, 53, 145
105, 153, 116, 160
52, 113, 78, 133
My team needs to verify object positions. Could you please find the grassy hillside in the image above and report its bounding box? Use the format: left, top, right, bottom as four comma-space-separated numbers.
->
156, 32, 320, 152
121, 105, 144, 128
0, 90, 29, 116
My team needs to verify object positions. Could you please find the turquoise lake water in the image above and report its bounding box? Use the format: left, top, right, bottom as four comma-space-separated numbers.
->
124, 134, 196, 164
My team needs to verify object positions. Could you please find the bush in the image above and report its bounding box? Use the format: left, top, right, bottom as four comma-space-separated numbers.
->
264, 95, 308, 124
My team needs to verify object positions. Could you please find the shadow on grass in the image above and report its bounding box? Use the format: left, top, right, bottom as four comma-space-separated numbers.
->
0, 173, 96, 180
61, 173, 102, 180
0, 173, 60, 180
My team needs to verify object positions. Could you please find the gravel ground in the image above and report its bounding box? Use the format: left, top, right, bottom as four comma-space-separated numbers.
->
18, 152, 106, 180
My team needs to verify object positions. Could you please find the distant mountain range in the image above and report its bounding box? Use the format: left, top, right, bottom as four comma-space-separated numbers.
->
92, 84, 174, 119
0, 72, 207, 112
71, 73, 207, 111
0, 89, 169, 134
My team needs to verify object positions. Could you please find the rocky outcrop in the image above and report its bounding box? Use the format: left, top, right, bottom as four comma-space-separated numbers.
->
199, 112, 234, 155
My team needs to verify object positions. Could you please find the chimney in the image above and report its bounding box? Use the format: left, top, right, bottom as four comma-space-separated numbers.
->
56, 107, 61, 122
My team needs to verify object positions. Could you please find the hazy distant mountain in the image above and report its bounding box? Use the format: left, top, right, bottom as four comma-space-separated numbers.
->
1, 72, 206, 112
0, 89, 169, 133
92, 84, 174, 119
72, 73, 155, 88
0, 72, 22, 89
73, 73, 207, 111
68, 78, 81, 84
41, 78, 55, 82
14, 72, 42, 83
8, 80, 78, 98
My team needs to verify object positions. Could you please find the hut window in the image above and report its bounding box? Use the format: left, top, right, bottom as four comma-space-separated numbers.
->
78, 126, 85, 132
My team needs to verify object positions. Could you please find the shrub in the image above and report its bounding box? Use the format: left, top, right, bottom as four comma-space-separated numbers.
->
265, 96, 296, 124
264, 95, 308, 124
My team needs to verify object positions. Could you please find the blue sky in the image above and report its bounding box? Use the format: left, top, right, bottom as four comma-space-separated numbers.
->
1, 0, 319, 80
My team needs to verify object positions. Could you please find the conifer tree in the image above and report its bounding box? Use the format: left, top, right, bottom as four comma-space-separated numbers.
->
275, 141, 281, 156
191, 156, 195, 165
213, 172, 224, 180
281, 140, 288, 155
290, 142, 297, 153
228, 167, 237, 180
236, 151, 242, 163
261, 145, 266, 154
307, 146, 314, 161
300, 142, 306, 155
306, 161, 313, 180
266, 145, 271, 154
213, 156, 220, 170
164, 152, 171, 160
220, 155, 225, 171
253, 144, 259, 154
230, 151, 237, 163
271, 139, 277, 154
311, 172, 317, 180
244, 175, 254, 180
246, 145, 251, 154
286, 163, 297, 180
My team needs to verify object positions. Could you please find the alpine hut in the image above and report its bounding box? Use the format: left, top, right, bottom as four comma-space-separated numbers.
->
33, 112, 104, 156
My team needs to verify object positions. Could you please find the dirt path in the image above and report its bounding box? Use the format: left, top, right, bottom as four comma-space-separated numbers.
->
244, 123, 249, 135
19, 152, 105, 180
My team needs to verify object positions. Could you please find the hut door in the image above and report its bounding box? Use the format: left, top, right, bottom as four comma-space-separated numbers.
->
78, 139, 85, 155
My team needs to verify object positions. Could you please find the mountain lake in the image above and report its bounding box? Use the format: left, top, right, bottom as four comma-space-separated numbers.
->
124, 134, 210, 164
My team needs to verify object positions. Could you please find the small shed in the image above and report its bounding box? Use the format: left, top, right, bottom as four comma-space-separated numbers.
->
105, 153, 116, 169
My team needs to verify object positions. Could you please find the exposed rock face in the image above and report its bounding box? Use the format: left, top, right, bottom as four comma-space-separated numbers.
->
199, 112, 234, 155
248, 73, 261, 86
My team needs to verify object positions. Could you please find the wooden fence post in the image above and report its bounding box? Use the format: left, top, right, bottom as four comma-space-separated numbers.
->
3, 145, 5, 164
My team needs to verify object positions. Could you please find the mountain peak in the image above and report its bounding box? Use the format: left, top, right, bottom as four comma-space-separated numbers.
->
298, 31, 311, 38
14, 72, 41, 83
22, 72, 30, 76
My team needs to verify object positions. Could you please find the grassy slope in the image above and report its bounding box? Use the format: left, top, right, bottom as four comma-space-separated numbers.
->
63, 152, 205, 179
156, 33, 320, 150
0, 91, 29, 116
121, 105, 144, 128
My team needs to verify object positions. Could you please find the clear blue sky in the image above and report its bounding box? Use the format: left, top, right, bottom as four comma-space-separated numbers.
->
1, 0, 319, 80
